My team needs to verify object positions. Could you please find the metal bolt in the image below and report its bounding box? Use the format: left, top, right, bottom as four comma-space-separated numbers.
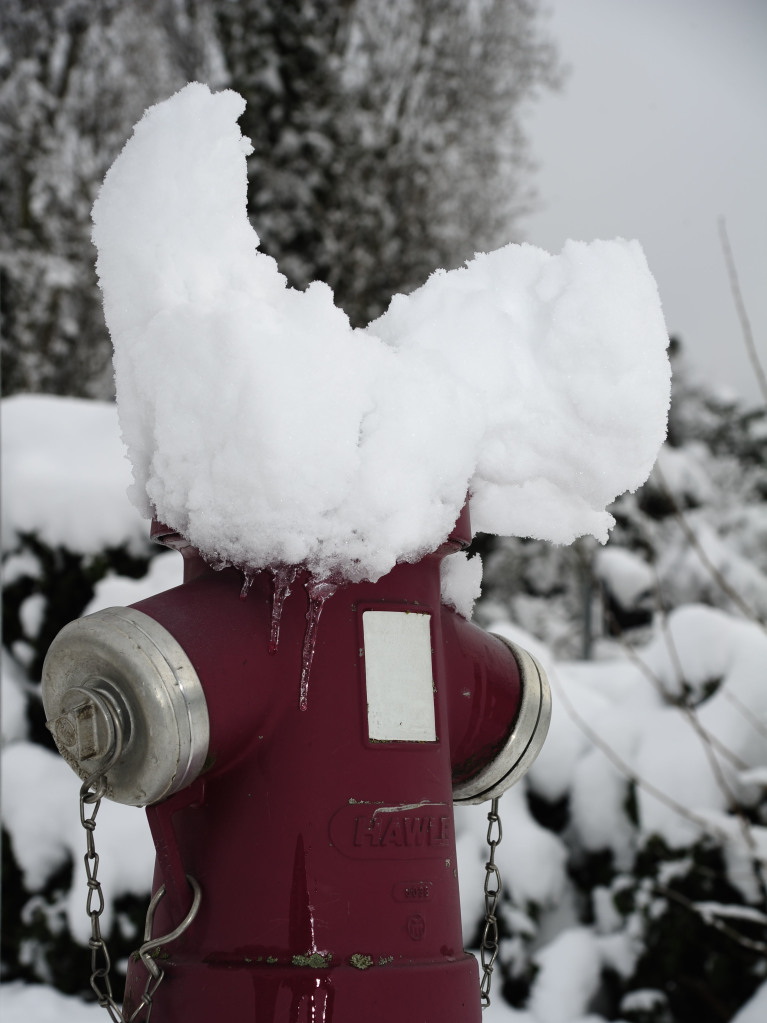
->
73, 699, 103, 760
54, 686, 120, 766
53, 713, 77, 748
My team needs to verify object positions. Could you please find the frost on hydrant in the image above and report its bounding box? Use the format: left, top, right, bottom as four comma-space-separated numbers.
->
91, 82, 671, 589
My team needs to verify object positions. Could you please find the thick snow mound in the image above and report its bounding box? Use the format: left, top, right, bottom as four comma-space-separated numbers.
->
1, 395, 146, 556
1, 741, 154, 943
526, 605, 767, 864
92, 82, 670, 583
594, 546, 654, 611
440, 552, 483, 619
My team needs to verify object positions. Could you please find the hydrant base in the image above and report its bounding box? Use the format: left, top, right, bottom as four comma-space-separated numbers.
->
124, 953, 482, 1022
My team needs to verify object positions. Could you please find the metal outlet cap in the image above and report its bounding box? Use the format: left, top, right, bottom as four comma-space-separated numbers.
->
452, 637, 552, 805
42, 607, 209, 807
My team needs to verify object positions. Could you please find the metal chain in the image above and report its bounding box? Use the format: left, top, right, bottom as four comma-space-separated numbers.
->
79, 777, 202, 1022
479, 796, 503, 1010
81, 776, 124, 1021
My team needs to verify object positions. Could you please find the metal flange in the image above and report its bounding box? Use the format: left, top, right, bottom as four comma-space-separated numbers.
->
452, 637, 552, 805
42, 606, 209, 806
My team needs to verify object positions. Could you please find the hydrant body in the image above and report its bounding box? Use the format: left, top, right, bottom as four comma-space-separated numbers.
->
43, 515, 550, 1022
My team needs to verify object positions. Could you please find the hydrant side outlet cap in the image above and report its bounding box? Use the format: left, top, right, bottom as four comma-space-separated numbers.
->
41, 607, 209, 806
452, 637, 552, 804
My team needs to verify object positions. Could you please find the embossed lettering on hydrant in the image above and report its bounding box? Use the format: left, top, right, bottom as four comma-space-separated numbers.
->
354, 813, 449, 848
329, 803, 450, 858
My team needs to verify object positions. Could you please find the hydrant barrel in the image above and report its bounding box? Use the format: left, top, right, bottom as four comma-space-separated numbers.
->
443, 610, 551, 804
42, 513, 551, 1022
123, 554, 483, 1021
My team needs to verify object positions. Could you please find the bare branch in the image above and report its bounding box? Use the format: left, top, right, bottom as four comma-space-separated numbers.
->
654, 462, 766, 630
573, 546, 767, 905
653, 569, 751, 787
575, 543, 749, 772
725, 689, 767, 742
718, 216, 767, 408
653, 883, 767, 955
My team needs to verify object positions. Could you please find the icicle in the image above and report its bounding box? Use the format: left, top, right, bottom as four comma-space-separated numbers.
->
269, 566, 297, 654
299, 579, 337, 711
240, 569, 255, 600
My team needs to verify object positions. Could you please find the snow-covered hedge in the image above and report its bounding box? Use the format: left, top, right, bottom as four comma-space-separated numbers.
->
3, 377, 767, 1021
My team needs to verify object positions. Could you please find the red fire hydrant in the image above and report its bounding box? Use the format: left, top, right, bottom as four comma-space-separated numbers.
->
42, 506, 550, 1022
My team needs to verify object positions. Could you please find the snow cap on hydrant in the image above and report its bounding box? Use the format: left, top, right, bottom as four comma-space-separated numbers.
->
41, 82, 670, 1022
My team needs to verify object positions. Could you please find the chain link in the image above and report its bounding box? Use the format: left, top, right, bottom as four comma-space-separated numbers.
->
81, 777, 124, 1021
79, 777, 201, 1022
479, 796, 503, 1010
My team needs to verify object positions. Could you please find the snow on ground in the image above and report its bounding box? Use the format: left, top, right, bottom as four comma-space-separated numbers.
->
92, 82, 670, 583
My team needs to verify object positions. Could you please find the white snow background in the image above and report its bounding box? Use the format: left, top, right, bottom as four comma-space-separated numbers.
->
5, 397, 767, 1021
4, 83, 767, 1019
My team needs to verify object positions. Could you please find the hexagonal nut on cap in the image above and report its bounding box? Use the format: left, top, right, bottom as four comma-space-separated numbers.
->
42, 607, 209, 806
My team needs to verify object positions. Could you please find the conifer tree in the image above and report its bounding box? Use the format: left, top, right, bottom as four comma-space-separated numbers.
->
214, 0, 561, 325
1, 0, 560, 394
0, 0, 222, 397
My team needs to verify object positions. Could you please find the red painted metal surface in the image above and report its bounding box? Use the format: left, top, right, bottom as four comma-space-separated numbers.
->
123, 517, 521, 1022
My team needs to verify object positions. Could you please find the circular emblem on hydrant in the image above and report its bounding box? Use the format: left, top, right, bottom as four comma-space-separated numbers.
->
407, 914, 426, 941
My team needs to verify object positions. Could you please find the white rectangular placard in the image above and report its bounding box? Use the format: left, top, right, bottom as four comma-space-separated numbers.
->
362, 611, 436, 742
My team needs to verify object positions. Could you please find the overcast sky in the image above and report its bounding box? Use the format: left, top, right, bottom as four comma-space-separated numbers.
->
522, 0, 766, 407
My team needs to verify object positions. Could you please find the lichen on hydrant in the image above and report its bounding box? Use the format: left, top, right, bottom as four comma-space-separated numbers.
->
349, 954, 374, 970
293, 953, 333, 969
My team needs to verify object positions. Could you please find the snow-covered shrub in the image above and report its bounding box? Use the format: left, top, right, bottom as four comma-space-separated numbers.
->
1, 397, 165, 995
3, 368, 767, 1020
459, 351, 767, 1020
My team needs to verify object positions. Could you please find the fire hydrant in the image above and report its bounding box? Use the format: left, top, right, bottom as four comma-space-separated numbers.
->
42, 506, 550, 1022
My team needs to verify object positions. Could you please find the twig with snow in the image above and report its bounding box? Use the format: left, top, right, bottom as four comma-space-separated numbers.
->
585, 542, 767, 905
654, 462, 766, 629
546, 664, 734, 844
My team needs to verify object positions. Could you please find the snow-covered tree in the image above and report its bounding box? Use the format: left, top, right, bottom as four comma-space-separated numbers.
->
0, 0, 223, 398
215, 0, 561, 325
1, 0, 560, 395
